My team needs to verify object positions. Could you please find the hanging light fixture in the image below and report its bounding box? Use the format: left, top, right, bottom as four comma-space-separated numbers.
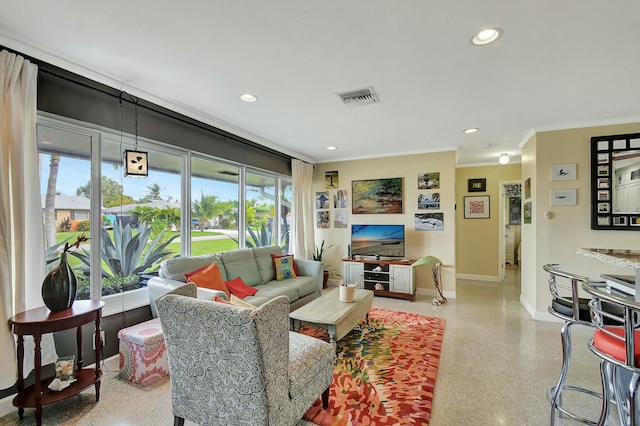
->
499, 153, 510, 165
122, 95, 148, 178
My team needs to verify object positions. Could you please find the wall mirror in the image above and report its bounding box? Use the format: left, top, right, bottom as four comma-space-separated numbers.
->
591, 133, 640, 230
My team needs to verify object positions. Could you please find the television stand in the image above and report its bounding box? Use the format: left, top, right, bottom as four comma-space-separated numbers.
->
342, 258, 416, 301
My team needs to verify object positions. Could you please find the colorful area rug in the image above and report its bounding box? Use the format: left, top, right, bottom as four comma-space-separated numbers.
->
301, 308, 445, 425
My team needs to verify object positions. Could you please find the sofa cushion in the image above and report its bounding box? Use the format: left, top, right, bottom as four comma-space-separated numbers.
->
225, 277, 259, 298
252, 246, 284, 283
271, 253, 300, 276
245, 281, 300, 306
289, 276, 318, 299
161, 254, 227, 282
274, 255, 297, 281
186, 263, 231, 299
219, 248, 262, 286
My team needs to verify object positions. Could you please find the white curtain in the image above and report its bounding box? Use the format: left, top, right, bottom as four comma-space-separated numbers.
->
0, 50, 57, 389
291, 159, 315, 259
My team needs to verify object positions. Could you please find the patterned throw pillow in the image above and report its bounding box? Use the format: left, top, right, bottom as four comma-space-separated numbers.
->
271, 253, 300, 275
273, 255, 297, 281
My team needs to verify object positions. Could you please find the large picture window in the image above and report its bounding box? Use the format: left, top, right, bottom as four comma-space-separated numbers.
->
37, 114, 292, 315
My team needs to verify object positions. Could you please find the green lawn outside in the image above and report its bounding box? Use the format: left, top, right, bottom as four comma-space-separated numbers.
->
56, 229, 225, 244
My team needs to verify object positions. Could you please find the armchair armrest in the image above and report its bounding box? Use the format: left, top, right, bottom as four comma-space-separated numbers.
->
296, 259, 323, 293
148, 277, 227, 318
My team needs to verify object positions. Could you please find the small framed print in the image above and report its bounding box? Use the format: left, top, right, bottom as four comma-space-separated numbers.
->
464, 195, 490, 219
597, 203, 610, 213
597, 190, 610, 201
551, 164, 577, 181
597, 178, 609, 188
631, 217, 640, 227
551, 189, 577, 206
597, 216, 611, 226
468, 178, 486, 192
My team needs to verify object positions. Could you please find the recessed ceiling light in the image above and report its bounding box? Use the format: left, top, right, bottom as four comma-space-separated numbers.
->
464, 128, 479, 134
472, 28, 502, 46
499, 153, 510, 164
326, 146, 337, 150
240, 93, 258, 103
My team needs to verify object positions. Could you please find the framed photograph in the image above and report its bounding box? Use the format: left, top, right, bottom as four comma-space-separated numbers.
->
415, 213, 444, 231
613, 216, 628, 226
316, 192, 329, 209
597, 165, 609, 176
463, 195, 490, 219
551, 164, 577, 181
509, 197, 521, 225
334, 210, 347, 228
550, 189, 577, 206
316, 210, 329, 228
417, 192, 440, 210
468, 178, 486, 192
597, 178, 609, 188
597, 203, 610, 213
352, 178, 403, 214
597, 190, 610, 201
524, 178, 531, 199
523, 202, 532, 224
325, 170, 339, 189
417, 172, 440, 190
334, 190, 348, 208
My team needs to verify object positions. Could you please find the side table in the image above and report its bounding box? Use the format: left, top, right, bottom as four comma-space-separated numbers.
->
8, 300, 105, 426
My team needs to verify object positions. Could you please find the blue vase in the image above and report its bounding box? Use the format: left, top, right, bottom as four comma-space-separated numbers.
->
42, 251, 77, 312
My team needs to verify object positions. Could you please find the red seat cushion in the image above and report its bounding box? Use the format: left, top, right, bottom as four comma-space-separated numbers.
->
593, 327, 640, 365
225, 277, 258, 299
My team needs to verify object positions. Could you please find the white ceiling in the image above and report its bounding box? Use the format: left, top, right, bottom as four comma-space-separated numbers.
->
2, 1, 640, 166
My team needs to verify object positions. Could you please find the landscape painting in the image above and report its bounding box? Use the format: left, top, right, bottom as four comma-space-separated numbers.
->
415, 213, 444, 231
418, 193, 440, 210
352, 178, 403, 214
418, 172, 440, 190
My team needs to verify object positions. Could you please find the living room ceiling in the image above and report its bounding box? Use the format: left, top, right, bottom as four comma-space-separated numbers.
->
1, 1, 640, 167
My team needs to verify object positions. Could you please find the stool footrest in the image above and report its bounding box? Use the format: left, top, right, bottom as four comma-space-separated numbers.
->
547, 384, 602, 425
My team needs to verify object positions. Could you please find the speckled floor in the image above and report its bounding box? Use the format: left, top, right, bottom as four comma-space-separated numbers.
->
0, 270, 621, 425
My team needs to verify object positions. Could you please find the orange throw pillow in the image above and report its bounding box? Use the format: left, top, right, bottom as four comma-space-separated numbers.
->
186, 262, 230, 299
213, 295, 233, 305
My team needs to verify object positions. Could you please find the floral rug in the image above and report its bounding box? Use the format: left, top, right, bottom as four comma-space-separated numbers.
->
301, 308, 445, 425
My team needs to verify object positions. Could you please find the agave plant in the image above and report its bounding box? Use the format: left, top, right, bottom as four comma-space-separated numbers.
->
71, 220, 178, 279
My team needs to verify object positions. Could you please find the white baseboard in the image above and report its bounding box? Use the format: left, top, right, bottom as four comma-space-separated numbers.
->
0, 354, 120, 418
519, 295, 562, 322
416, 288, 456, 299
456, 273, 501, 282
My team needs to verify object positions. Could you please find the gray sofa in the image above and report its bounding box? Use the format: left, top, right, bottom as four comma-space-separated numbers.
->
148, 245, 323, 317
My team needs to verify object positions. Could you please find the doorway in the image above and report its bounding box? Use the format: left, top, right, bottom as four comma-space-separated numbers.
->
499, 181, 522, 281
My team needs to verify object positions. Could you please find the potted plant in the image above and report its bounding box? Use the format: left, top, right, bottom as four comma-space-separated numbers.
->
309, 240, 339, 288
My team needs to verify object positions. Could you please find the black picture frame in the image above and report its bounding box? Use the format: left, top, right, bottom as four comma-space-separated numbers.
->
468, 178, 486, 192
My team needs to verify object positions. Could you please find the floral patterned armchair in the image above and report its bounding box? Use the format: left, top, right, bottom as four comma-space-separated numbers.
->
156, 283, 335, 426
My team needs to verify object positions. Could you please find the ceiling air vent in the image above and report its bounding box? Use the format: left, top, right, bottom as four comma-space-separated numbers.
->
336, 87, 379, 107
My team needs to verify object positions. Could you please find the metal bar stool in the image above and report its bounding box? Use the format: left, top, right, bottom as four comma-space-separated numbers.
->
544, 264, 605, 425
582, 281, 640, 426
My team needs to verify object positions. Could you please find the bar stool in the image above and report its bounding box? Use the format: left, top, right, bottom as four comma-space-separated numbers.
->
544, 264, 605, 425
582, 281, 640, 426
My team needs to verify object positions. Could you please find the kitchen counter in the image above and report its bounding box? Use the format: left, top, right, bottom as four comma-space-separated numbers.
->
578, 248, 640, 300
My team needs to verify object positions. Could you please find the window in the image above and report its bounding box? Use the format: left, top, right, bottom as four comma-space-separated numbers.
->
191, 157, 239, 254
38, 114, 293, 315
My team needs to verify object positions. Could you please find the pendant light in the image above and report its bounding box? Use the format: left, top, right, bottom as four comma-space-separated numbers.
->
122, 94, 148, 177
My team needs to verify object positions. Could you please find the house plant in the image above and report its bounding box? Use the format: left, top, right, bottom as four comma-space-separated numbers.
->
309, 240, 339, 288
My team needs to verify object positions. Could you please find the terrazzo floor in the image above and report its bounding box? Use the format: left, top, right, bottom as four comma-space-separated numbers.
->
0, 270, 621, 425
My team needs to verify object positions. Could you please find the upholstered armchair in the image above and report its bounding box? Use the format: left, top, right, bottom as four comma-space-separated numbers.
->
156, 283, 335, 426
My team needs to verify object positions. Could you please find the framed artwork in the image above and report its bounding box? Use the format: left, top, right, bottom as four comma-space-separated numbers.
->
463, 195, 490, 219
325, 170, 339, 189
551, 189, 577, 206
523, 202, 532, 224
334, 210, 347, 228
509, 197, 521, 225
524, 178, 531, 199
415, 213, 444, 231
551, 164, 577, 181
417, 172, 440, 190
352, 177, 403, 214
316, 192, 329, 209
334, 190, 348, 208
468, 178, 486, 192
417, 192, 440, 210
316, 210, 329, 228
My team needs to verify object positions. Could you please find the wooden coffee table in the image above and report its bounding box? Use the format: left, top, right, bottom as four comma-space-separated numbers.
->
290, 288, 374, 343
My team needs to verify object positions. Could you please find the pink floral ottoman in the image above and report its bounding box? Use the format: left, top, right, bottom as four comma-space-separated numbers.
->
117, 318, 169, 386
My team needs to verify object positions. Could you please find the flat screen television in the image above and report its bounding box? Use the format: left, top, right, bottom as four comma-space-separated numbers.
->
351, 224, 405, 258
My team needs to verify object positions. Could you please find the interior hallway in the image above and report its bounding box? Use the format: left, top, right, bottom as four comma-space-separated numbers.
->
0, 270, 614, 425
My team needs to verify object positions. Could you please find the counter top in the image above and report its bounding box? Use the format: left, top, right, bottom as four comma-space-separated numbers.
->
577, 248, 640, 271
